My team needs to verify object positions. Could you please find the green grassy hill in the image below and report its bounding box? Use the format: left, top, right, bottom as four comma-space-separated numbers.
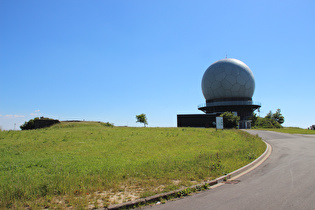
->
0, 122, 266, 209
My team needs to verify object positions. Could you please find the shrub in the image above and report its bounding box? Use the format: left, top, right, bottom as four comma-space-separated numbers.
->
251, 108, 284, 129
220, 112, 240, 129
100, 122, 114, 127
254, 117, 281, 128
20, 117, 60, 130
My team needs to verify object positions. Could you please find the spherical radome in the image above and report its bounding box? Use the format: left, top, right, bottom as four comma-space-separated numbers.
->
201, 58, 255, 101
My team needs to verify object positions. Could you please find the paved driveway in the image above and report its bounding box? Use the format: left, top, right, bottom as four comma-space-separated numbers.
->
147, 130, 315, 210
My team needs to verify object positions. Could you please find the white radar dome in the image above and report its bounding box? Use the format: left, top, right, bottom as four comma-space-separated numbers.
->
201, 58, 255, 101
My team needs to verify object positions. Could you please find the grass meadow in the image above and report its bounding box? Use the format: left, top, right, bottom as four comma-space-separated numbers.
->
257, 127, 315, 134
0, 122, 266, 209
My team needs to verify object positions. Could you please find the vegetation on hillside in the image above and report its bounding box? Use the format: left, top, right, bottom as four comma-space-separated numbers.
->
0, 122, 265, 209
251, 109, 285, 128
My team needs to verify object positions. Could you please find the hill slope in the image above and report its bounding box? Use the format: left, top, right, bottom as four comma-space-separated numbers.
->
0, 122, 266, 209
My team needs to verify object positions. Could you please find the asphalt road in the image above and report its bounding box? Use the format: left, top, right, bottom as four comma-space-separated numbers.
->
147, 130, 315, 210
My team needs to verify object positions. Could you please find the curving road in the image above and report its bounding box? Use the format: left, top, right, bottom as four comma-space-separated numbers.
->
147, 130, 315, 210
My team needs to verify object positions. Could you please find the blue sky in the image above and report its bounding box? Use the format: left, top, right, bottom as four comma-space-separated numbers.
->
1, 0, 314, 130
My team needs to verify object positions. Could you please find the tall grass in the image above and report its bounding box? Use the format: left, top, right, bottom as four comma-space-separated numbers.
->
0, 122, 266, 208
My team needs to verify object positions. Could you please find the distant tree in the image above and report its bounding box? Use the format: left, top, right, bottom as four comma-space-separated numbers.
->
136, 114, 148, 127
265, 111, 273, 119
255, 117, 281, 128
263, 109, 284, 126
251, 109, 285, 129
272, 109, 285, 124
220, 112, 240, 129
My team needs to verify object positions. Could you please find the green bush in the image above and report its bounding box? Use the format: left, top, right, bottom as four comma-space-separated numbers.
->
100, 122, 114, 127
251, 108, 284, 129
220, 112, 240, 129
254, 117, 281, 128
20, 117, 59, 130
20, 118, 36, 130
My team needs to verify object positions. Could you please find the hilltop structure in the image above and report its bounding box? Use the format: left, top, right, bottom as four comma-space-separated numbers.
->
177, 58, 261, 129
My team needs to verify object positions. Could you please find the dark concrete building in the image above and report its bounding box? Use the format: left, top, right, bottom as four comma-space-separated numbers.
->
177, 58, 261, 129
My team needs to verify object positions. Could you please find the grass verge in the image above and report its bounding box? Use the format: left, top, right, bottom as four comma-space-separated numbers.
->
256, 127, 315, 134
0, 122, 266, 209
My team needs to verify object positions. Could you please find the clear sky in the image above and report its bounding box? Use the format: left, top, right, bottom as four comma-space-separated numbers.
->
1, 0, 314, 130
